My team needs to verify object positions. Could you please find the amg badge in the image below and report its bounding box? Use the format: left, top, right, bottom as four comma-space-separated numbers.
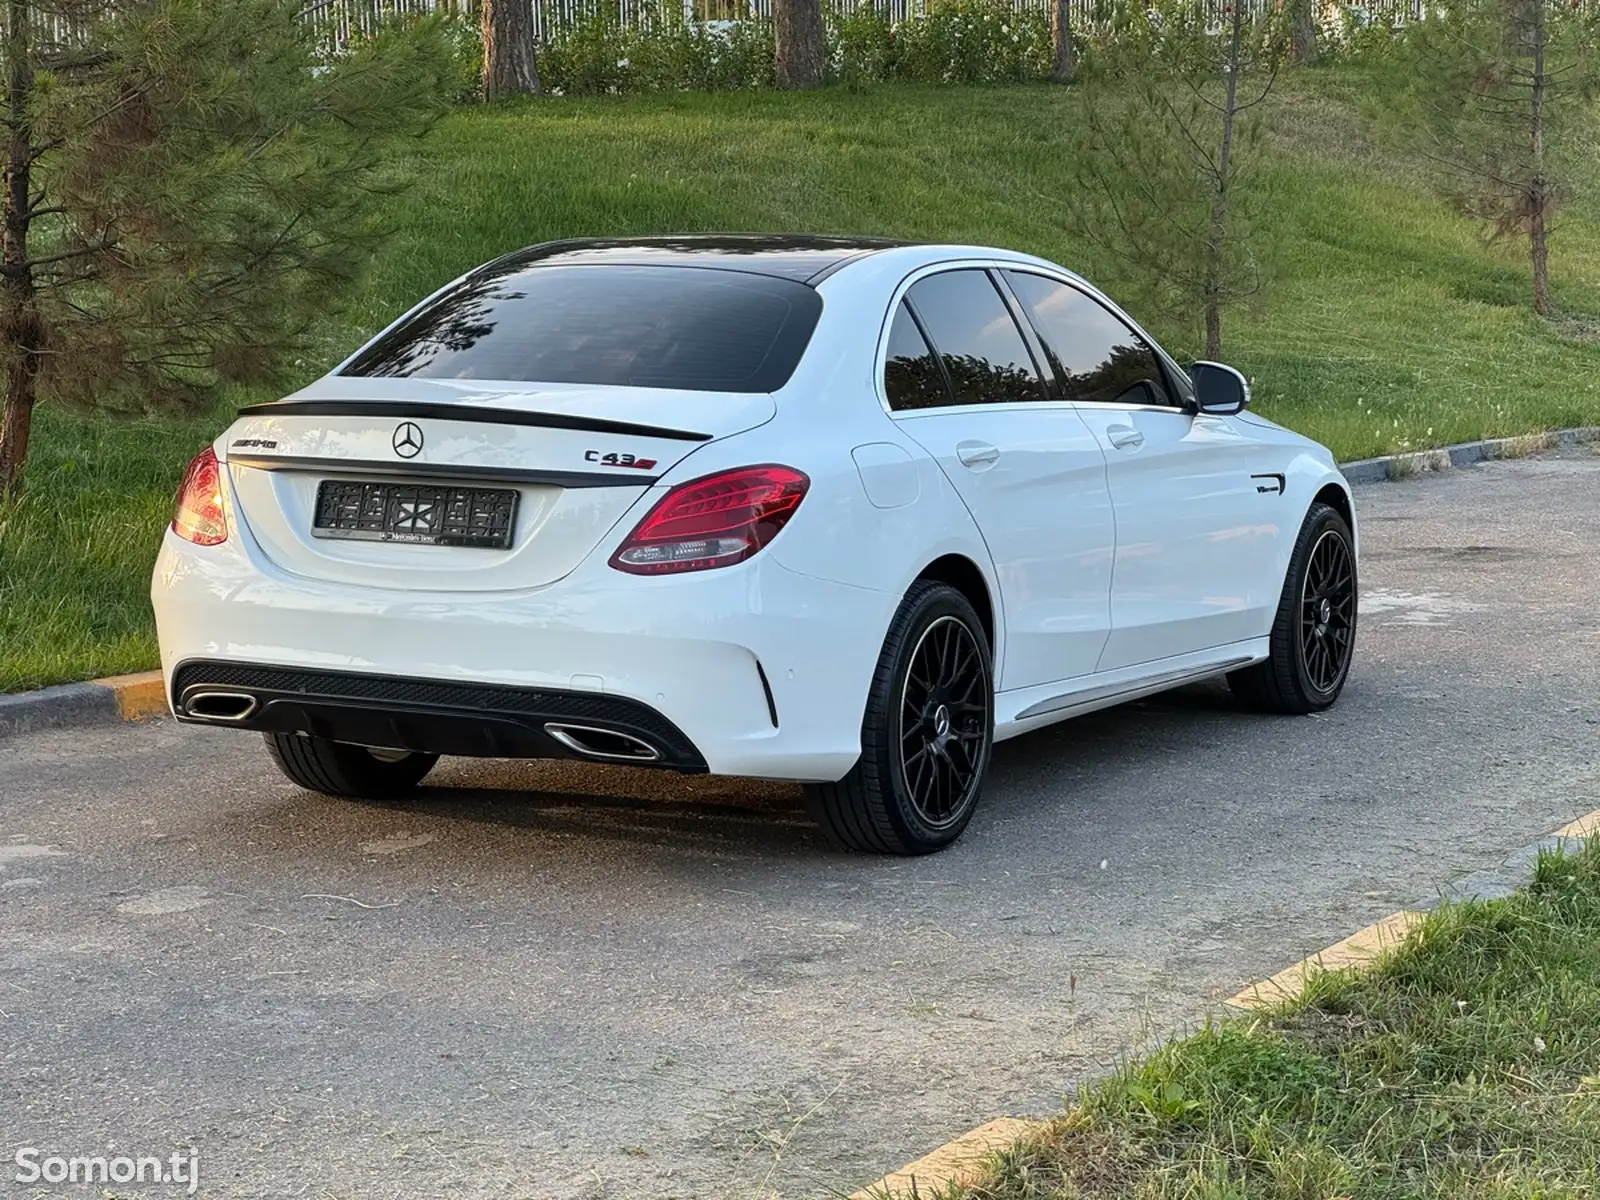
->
584, 451, 657, 470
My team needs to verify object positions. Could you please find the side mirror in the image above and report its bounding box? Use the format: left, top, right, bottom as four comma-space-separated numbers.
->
1190, 361, 1250, 416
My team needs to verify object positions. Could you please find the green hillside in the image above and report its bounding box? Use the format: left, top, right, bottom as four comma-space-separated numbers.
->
5, 73, 1598, 691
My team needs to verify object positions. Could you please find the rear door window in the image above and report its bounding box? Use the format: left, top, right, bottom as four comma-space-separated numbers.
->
1003, 271, 1173, 407
342, 264, 823, 394
903, 270, 1045, 405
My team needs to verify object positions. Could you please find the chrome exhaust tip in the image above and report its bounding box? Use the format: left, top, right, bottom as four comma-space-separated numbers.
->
543, 722, 662, 763
183, 691, 260, 722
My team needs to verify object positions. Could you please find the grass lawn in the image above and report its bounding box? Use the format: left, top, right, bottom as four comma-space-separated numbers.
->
4, 69, 1600, 691
951, 839, 1600, 1200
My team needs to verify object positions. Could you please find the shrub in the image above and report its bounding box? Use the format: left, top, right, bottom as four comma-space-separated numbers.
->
888, 0, 1052, 84
1319, 8, 1412, 64
420, 11, 487, 103
540, 0, 1053, 95
540, 2, 773, 94
828, 4, 898, 85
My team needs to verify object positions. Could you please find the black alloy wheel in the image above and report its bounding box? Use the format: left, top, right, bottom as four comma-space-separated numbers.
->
1299, 527, 1356, 694
1229, 501, 1358, 715
805, 581, 995, 854
898, 614, 990, 830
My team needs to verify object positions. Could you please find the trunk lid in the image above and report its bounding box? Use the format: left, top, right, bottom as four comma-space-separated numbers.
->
221, 377, 774, 592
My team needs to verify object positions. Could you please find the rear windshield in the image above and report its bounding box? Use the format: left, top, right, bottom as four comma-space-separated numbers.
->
340, 264, 823, 393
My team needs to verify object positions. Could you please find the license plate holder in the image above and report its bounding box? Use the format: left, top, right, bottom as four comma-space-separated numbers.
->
312, 480, 518, 549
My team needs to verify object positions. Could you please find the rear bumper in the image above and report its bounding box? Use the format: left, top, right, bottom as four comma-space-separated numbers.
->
170, 660, 708, 770
152, 528, 895, 781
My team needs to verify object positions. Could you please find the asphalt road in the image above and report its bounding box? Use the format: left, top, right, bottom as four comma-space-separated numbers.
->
4, 449, 1599, 1200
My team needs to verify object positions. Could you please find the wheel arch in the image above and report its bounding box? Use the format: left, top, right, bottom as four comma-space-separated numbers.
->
914, 553, 996, 654
1312, 478, 1358, 557
1314, 481, 1353, 528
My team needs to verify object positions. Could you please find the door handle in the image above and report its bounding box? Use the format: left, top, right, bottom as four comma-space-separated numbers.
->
956, 440, 1000, 468
1106, 424, 1145, 450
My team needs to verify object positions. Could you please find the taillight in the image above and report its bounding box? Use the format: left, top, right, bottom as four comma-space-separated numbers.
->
610, 465, 809, 575
171, 447, 228, 546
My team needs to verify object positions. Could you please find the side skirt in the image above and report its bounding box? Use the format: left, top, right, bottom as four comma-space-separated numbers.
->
993, 638, 1268, 742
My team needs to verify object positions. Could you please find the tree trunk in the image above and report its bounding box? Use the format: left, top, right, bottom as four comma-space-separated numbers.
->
1202, 301, 1221, 359
0, 0, 40, 502
1527, 0, 1550, 316
0, 309, 39, 501
1051, 0, 1077, 82
1530, 192, 1549, 316
1290, 0, 1317, 64
774, 0, 824, 89
481, 0, 541, 101
1202, 4, 1245, 358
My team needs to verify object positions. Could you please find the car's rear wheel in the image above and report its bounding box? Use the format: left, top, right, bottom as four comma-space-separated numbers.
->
805, 581, 994, 855
1229, 501, 1357, 714
264, 732, 438, 800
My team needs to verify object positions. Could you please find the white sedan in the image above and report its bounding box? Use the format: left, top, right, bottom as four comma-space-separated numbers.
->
152, 236, 1357, 854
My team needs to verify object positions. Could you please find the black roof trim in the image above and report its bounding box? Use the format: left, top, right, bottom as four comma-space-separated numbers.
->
805, 248, 892, 285
236, 399, 713, 442
468, 234, 914, 285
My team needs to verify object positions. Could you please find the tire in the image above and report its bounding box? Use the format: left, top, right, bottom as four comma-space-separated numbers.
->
264, 732, 438, 800
1229, 501, 1357, 715
805, 581, 994, 855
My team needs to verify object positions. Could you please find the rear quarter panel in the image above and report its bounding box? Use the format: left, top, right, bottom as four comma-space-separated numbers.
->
746, 259, 1005, 644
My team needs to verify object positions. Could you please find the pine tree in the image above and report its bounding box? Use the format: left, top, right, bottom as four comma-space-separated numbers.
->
0, 0, 457, 499
1386, 0, 1599, 316
1063, 0, 1289, 357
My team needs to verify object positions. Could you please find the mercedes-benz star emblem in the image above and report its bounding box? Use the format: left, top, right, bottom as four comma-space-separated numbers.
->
392, 422, 424, 459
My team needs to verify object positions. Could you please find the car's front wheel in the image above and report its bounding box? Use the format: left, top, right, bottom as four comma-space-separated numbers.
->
1229, 501, 1357, 714
264, 732, 438, 800
805, 581, 994, 855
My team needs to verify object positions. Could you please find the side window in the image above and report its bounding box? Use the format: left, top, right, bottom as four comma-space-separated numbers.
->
903, 270, 1045, 405
1003, 271, 1173, 407
883, 301, 953, 411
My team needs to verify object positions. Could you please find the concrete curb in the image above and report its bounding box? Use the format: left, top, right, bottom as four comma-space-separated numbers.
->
0, 670, 166, 739
1339, 425, 1600, 485
1226, 807, 1600, 1011
852, 807, 1600, 1196
849, 1118, 1032, 1199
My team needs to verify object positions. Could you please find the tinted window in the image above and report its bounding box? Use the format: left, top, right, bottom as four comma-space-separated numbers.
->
1004, 272, 1171, 406
904, 271, 1044, 405
883, 301, 952, 411
342, 264, 823, 393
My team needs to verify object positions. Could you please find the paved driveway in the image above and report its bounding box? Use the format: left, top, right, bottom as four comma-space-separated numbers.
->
4, 450, 1598, 1199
